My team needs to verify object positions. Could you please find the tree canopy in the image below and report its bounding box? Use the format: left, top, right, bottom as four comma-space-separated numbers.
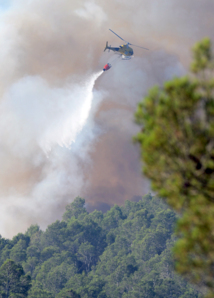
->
0, 196, 201, 297
134, 38, 214, 296
0, 259, 31, 297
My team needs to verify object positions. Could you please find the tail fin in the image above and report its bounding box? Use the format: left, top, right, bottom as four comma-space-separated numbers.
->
104, 41, 108, 52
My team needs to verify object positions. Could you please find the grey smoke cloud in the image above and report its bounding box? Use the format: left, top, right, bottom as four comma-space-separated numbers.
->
0, 0, 213, 237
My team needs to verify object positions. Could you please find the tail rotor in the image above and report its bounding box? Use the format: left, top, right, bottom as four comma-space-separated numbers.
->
104, 41, 108, 52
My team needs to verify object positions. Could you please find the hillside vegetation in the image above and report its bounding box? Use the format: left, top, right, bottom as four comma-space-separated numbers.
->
0, 195, 202, 297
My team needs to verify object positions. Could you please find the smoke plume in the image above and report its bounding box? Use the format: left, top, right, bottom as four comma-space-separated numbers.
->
0, 0, 213, 237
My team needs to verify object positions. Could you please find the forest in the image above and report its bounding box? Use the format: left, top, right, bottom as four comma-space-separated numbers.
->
0, 195, 202, 297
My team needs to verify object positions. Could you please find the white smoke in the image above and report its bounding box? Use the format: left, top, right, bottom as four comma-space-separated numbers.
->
0, 71, 103, 237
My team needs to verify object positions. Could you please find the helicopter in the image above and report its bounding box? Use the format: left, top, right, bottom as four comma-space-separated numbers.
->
104, 29, 149, 60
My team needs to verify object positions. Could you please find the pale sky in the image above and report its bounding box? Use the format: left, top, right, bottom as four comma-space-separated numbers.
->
0, 0, 10, 10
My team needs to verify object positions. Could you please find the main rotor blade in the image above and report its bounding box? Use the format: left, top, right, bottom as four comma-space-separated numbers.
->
109, 29, 127, 42
129, 43, 149, 50
109, 29, 149, 50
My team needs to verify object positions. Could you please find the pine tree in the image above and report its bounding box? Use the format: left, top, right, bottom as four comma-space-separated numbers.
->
0, 259, 31, 297
134, 38, 214, 296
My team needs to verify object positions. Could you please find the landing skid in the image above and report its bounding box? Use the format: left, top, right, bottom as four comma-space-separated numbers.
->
121, 55, 132, 60
114, 53, 132, 60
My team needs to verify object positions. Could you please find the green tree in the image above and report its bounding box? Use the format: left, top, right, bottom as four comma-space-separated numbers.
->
77, 242, 96, 273
134, 38, 214, 295
63, 197, 87, 222
0, 259, 31, 297
56, 288, 80, 297
10, 239, 28, 263
28, 282, 53, 298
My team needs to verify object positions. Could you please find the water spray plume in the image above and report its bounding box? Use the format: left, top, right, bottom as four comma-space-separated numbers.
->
71, 71, 103, 145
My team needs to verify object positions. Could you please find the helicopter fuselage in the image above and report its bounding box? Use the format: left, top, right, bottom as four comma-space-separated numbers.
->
104, 42, 134, 57
104, 29, 148, 60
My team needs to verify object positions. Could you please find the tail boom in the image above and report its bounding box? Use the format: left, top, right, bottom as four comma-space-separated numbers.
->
104, 42, 120, 53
